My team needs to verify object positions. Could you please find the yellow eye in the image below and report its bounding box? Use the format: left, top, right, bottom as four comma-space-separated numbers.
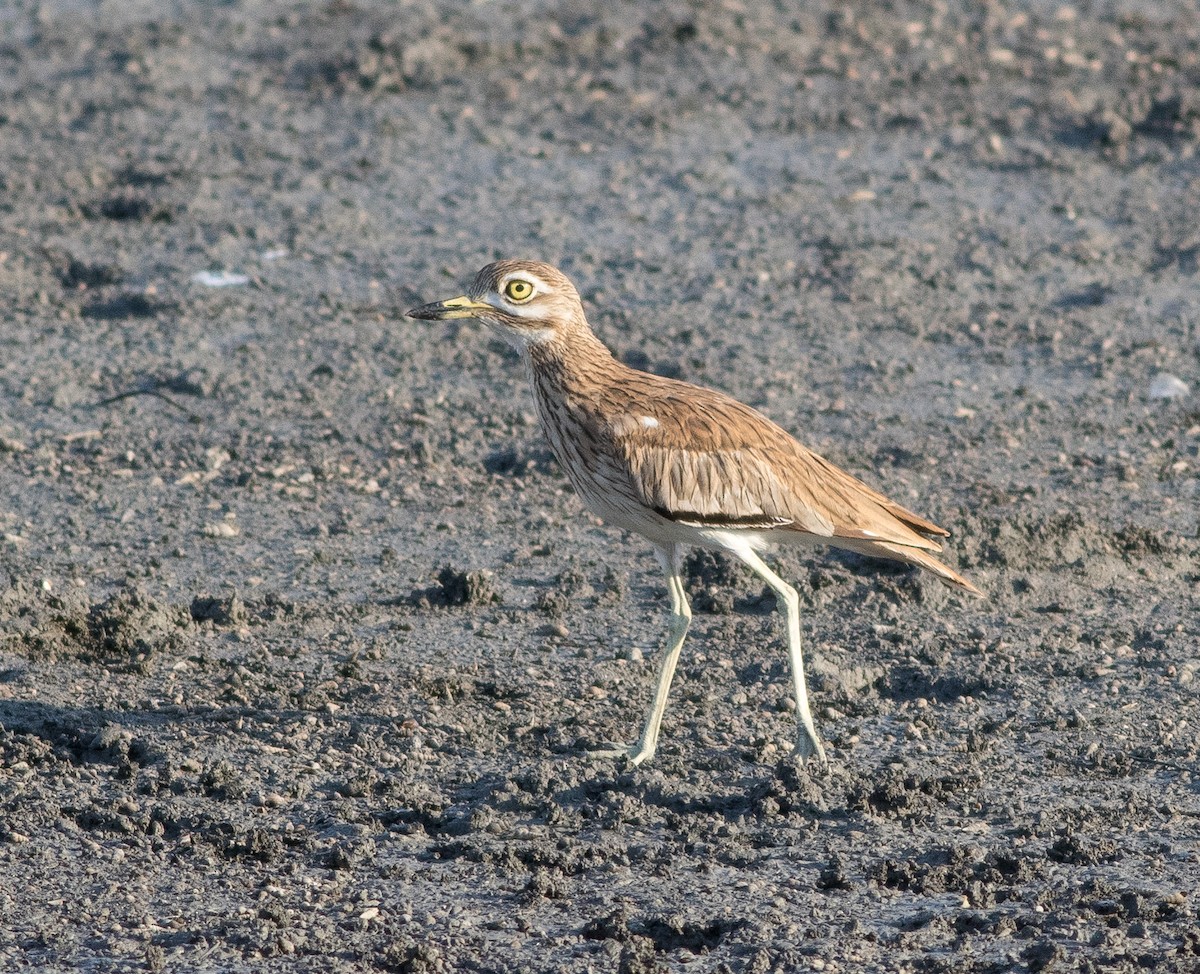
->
504, 279, 534, 302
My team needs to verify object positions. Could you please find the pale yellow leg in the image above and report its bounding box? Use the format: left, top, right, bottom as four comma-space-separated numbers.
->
725, 546, 828, 765
588, 545, 691, 766
626, 553, 691, 765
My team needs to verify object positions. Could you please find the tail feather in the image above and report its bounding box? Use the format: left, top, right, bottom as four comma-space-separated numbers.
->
831, 537, 984, 597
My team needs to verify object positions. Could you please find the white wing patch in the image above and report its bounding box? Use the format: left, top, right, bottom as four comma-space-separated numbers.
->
607, 413, 661, 438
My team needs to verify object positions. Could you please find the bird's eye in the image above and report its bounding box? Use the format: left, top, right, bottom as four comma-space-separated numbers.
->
504, 279, 534, 302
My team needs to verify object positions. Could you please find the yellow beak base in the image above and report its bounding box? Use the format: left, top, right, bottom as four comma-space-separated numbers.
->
405, 295, 493, 321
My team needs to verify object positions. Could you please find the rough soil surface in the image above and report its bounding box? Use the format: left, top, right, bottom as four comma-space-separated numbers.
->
1, 1, 1199, 971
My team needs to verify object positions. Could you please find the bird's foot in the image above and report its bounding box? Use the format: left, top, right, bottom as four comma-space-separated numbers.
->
794, 728, 828, 767
583, 742, 653, 767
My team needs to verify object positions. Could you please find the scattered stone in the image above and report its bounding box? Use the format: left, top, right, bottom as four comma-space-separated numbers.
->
202, 521, 240, 538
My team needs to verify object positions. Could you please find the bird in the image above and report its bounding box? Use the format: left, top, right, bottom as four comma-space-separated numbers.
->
406, 260, 981, 767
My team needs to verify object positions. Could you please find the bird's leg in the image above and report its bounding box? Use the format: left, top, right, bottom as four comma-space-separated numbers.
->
626, 554, 692, 766
587, 545, 691, 767
728, 548, 828, 766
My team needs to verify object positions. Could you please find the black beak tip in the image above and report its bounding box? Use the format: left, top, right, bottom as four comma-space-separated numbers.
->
405, 304, 438, 321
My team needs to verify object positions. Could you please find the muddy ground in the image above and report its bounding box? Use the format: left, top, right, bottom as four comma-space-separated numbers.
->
1, 1, 1198, 971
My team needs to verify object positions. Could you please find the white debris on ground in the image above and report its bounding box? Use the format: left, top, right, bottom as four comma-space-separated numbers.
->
192, 270, 249, 287
1148, 373, 1190, 401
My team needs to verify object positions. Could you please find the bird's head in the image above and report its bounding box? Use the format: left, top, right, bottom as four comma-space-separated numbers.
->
406, 260, 586, 349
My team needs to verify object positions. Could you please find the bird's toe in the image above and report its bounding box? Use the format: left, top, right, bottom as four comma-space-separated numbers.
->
794, 731, 828, 767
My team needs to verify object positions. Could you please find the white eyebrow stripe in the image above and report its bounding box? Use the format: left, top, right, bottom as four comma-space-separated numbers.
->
500, 272, 551, 294
640, 416, 660, 429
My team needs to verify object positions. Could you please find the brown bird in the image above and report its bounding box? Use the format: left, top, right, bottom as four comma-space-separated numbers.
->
407, 260, 981, 766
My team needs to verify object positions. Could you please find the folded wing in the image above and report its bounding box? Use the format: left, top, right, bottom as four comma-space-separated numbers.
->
608, 384, 950, 554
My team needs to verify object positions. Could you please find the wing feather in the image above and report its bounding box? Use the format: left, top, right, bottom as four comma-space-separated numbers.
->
604, 379, 948, 551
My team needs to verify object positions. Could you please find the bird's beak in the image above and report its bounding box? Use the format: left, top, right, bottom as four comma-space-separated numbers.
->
405, 295, 494, 321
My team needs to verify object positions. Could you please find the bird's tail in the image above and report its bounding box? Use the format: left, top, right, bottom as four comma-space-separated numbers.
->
831, 538, 984, 597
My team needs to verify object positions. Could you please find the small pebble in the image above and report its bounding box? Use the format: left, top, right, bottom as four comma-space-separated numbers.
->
203, 522, 240, 538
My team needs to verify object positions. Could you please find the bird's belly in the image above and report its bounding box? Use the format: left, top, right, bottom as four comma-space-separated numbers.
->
560, 451, 653, 530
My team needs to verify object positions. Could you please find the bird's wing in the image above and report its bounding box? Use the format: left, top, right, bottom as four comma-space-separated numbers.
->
627, 437, 832, 534
603, 381, 947, 552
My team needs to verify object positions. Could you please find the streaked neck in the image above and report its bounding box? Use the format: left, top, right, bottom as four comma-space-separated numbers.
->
523, 321, 618, 390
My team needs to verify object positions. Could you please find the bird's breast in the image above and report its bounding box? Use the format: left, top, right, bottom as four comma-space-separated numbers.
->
527, 370, 657, 526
